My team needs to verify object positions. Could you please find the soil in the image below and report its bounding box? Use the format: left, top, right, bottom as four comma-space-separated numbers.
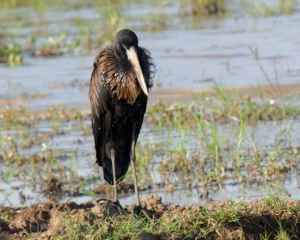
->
1, 195, 300, 239
149, 82, 300, 105
2, 82, 300, 111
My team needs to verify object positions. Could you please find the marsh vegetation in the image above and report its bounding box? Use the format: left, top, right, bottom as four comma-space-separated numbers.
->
1, 85, 300, 239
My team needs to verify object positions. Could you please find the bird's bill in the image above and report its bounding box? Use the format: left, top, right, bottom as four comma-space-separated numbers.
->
126, 46, 148, 96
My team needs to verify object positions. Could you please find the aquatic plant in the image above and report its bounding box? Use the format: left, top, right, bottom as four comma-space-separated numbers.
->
249, 0, 297, 16
0, 41, 22, 65
180, 0, 225, 16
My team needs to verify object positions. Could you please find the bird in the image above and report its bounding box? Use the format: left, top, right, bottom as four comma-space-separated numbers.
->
89, 29, 155, 208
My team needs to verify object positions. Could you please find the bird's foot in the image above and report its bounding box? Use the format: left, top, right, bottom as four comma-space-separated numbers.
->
132, 205, 154, 223
94, 198, 125, 216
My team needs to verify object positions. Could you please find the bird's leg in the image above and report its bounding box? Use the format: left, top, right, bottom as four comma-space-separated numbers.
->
130, 127, 153, 221
111, 148, 119, 203
130, 126, 141, 207
108, 148, 124, 213
94, 148, 124, 215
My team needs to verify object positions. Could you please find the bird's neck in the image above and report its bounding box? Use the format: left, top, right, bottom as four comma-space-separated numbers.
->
116, 58, 131, 74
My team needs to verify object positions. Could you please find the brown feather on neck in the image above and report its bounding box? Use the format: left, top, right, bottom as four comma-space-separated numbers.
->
109, 72, 141, 105
96, 47, 143, 105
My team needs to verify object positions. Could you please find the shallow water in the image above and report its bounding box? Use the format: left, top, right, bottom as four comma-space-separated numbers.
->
1, 1, 300, 109
1, 112, 300, 207
1, 1, 300, 206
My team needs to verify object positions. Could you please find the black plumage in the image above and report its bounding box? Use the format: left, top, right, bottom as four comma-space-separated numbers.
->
89, 29, 155, 205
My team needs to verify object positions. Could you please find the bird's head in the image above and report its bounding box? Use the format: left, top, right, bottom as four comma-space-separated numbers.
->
114, 29, 148, 96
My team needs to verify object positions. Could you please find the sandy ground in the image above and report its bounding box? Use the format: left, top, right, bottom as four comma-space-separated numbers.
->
149, 83, 300, 104
1, 83, 300, 112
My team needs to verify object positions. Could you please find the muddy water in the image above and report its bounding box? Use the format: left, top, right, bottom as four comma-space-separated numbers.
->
1, 1, 300, 206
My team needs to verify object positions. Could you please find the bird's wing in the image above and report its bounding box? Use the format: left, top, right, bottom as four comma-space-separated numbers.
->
88, 47, 116, 167
135, 100, 147, 142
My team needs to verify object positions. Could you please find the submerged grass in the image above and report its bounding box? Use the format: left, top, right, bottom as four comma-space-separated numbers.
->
1, 85, 300, 207
0, 104, 93, 206
144, 85, 300, 198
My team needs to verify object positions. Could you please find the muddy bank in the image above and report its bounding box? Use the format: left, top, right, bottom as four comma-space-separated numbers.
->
0, 195, 300, 239
1, 83, 300, 112
150, 82, 300, 104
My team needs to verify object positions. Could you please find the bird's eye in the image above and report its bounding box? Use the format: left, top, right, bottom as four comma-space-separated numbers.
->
122, 44, 126, 49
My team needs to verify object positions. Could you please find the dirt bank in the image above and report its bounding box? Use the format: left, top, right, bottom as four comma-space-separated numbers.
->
149, 82, 300, 104
1, 83, 300, 112
0, 195, 299, 239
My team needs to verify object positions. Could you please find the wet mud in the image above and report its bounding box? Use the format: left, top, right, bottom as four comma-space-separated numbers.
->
0, 195, 300, 239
